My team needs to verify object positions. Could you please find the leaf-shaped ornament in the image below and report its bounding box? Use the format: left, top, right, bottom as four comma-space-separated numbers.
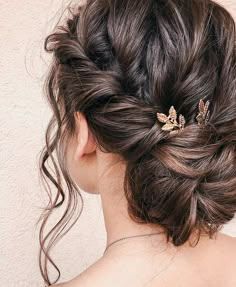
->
198, 99, 205, 114
205, 110, 210, 124
170, 130, 179, 135
169, 106, 177, 121
179, 114, 186, 127
157, 113, 168, 123
203, 100, 210, 118
196, 113, 204, 124
161, 123, 175, 131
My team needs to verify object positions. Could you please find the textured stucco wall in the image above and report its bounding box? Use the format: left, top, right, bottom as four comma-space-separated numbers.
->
0, 1, 236, 286
0, 1, 106, 286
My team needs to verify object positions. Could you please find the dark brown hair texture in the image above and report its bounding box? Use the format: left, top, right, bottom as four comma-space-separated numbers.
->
38, 0, 236, 285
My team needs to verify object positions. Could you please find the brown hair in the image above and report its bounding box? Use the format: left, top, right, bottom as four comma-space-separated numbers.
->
38, 0, 236, 285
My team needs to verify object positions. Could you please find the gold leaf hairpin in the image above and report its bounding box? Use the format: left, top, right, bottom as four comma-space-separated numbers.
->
196, 99, 210, 127
156, 98, 210, 135
157, 105, 186, 135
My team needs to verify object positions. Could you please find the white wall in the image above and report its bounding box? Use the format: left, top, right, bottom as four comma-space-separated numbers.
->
0, 1, 235, 286
0, 1, 106, 286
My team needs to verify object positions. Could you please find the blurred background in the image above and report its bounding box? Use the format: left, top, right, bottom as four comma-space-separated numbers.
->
0, 0, 235, 286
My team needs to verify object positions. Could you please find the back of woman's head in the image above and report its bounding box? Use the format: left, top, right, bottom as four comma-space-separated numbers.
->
39, 0, 236, 284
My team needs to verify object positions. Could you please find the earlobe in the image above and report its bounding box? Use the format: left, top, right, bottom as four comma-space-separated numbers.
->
74, 112, 97, 158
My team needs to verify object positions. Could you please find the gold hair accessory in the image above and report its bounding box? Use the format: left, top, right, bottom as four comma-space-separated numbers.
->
156, 98, 210, 135
156, 106, 185, 135
196, 99, 210, 127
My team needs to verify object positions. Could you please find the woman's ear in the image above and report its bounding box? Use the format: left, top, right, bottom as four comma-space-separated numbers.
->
74, 112, 97, 158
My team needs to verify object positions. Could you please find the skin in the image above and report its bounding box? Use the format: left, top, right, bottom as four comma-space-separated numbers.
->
51, 1, 236, 286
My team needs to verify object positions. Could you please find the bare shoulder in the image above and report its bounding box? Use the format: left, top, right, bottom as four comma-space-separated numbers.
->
216, 231, 236, 248
50, 278, 84, 287
50, 257, 111, 287
50, 231, 236, 287
50, 281, 74, 287
221, 232, 236, 279
213, 232, 236, 282
218, 232, 236, 256
66, 257, 117, 287
54, 252, 141, 287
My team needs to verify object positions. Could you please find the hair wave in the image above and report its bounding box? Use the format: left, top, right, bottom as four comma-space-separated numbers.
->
38, 0, 236, 285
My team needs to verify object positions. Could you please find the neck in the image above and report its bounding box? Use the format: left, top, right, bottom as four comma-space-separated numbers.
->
97, 155, 166, 254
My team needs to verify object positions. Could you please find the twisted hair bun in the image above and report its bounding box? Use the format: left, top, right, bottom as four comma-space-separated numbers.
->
41, 2, 236, 282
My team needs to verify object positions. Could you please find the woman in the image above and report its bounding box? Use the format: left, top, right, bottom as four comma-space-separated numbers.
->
39, 0, 236, 286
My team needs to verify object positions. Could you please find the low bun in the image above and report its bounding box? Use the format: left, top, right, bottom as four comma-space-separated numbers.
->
125, 122, 236, 246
